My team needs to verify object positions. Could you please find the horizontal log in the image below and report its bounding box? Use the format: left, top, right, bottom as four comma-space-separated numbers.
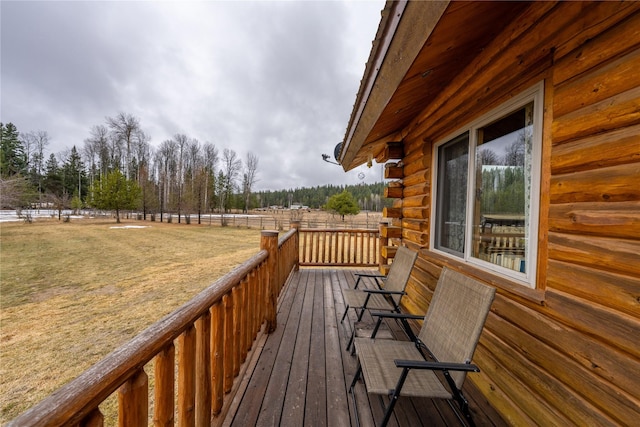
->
554, 48, 640, 117
402, 229, 428, 247
402, 169, 429, 188
380, 226, 402, 239
403, 155, 429, 176
549, 230, 640, 278
384, 186, 403, 198
381, 246, 397, 259
383, 207, 402, 218
384, 165, 404, 179
402, 207, 429, 219
402, 142, 430, 166
548, 201, 640, 239
477, 332, 612, 425
491, 292, 640, 400
402, 194, 428, 208
402, 218, 429, 232
380, 141, 403, 162
547, 258, 640, 319
550, 124, 640, 174
485, 305, 640, 425
545, 288, 640, 361
553, 6, 640, 84
550, 162, 640, 204
552, 85, 640, 144
467, 363, 535, 426
402, 182, 429, 198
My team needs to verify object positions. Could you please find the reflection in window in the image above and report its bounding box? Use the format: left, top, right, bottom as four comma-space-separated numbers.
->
435, 132, 469, 256
472, 103, 533, 273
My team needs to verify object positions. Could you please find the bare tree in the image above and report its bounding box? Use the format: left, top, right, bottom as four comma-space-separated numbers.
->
173, 134, 189, 223
155, 139, 177, 222
242, 152, 259, 212
219, 148, 242, 224
22, 131, 49, 208
106, 113, 141, 179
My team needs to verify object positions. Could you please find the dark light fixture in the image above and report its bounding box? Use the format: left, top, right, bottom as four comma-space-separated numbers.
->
321, 142, 342, 165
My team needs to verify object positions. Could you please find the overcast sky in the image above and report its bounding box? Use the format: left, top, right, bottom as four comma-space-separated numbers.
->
1, 0, 385, 191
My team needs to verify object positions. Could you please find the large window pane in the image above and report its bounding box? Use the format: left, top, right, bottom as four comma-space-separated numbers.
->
435, 132, 469, 256
472, 103, 533, 273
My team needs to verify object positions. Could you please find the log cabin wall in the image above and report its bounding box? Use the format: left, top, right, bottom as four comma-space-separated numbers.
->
390, 2, 640, 424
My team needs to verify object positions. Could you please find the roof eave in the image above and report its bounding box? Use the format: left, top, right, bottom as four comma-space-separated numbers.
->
339, 0, 449, 171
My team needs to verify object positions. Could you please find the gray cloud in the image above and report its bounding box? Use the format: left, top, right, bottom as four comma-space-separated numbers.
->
1, 0, 384, 190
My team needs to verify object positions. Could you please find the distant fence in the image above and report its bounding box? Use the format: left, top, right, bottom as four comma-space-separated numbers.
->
132, 211, 387, 231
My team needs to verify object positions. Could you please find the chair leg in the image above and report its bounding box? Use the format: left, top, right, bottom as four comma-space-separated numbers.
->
349, 363, 363, 427
340, 305, 350, 323
346, 328, 356, 352
380, 368, 410, 427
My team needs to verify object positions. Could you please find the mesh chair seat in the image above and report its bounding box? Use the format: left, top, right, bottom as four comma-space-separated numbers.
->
354, 338, 452, 399
342, 289, 398, 313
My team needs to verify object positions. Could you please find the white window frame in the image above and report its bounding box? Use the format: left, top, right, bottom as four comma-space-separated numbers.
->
430, 82, 544, 288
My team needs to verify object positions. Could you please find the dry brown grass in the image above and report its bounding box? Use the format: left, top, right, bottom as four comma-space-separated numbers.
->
0, 218, 262, 423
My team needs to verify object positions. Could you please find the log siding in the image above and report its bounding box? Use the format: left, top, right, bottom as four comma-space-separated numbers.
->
356, 2, 640, 424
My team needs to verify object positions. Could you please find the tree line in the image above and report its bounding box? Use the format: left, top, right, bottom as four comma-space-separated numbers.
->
1, 116, 258, 222
1, 116, 390, 221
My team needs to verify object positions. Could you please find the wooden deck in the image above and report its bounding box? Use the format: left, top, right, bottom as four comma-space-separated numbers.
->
222, 268, 506, 427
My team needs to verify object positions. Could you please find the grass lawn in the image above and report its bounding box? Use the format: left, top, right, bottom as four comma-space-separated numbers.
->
0, 218, 262, 423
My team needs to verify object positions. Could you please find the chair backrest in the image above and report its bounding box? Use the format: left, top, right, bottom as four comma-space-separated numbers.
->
383, 246, 418, 305
418, 267, 495, 388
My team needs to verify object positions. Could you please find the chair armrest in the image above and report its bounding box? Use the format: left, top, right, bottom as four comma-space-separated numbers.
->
394, 360, 480, 372
355, 273, 385, 279
354, 273, 385, 289
362, 289, 406, 295
369, 312, 424, 320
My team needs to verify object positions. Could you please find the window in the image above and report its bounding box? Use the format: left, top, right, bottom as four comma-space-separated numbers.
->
432, 83, 543, 287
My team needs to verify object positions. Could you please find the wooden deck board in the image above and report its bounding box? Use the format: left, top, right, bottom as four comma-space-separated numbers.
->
226, 268, 505, 427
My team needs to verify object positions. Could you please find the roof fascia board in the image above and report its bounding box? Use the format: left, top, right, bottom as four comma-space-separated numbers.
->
340, 0, 449, 170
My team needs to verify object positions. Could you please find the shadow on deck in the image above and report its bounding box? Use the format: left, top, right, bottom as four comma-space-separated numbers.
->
221, 268, 506, 427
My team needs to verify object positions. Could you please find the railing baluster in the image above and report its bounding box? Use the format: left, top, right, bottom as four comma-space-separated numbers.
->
210, 303, 224, 415
154, 344, 175, 427
232, 285, 241, 377
196, 313, 211, 426
81, 408, 104, 427
178, 326, 196, 427
118, 368, 148, 427
241, 278, 250, 358
223, 293, 234, 394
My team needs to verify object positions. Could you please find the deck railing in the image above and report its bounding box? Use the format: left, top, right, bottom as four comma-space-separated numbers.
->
298, 227, 379, 266
8, 225, 379, 426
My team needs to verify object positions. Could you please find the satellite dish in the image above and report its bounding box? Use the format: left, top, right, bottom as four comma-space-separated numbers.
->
334, 142, 342, 161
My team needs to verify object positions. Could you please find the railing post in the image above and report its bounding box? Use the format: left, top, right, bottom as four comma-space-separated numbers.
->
261, 230, 279, 333
291, 221, 301, 271
379, 222, 388, 272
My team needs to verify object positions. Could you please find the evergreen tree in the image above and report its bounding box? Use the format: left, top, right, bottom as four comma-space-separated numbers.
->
1, 123, 27, 177
90, 169, 141, 223
43, 153, 64, 196
325, 190, 360, 220
62, 146, 88, 199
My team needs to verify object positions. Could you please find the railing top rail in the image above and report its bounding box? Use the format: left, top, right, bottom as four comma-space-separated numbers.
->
298, 228, 379, 233
278, 228, 297, 247
9, 249, 269, 427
